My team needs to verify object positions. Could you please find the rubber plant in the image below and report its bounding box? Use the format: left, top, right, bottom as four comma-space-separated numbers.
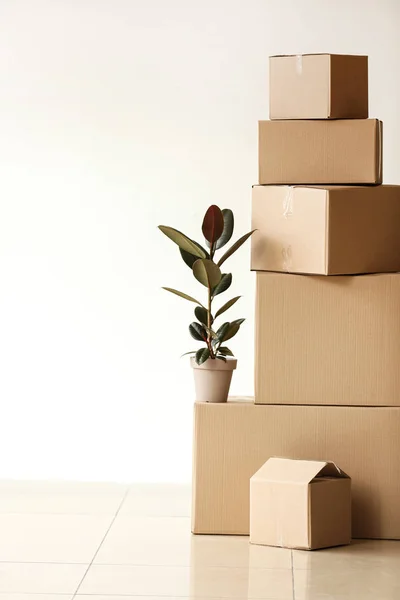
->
158, 205, 255, 365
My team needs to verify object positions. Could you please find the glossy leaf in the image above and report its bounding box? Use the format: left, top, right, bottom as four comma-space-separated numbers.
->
215, 321, 230, 341
202, 205, 224, 247
180, 350, 197, 357
180, 240, 210, 268
189, 322, 207, 341
218, 346, 234, 356
193, 259, 221, 289
195, 347, 210, 365
162, 287, 205, 308
203, 324, 217, 338
217, 230, 256, 267
214, 295, 240, 318
215, 209, 234, 250
216, 355, 227, 362
212, 273, 232, 296
158, 226, 206, 258
180, 248, 199, 269
222, 318, 245, 342
195, 306, 210, 326
231, 318, 245, 326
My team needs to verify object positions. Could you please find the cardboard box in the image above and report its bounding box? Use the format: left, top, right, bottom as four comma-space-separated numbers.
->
250, 458, 351, 550
258, 119, 382, 185
255, 273, 400, 406
251, 185, 400, 275
269, 54, 368, 119
192, 400, 400, 539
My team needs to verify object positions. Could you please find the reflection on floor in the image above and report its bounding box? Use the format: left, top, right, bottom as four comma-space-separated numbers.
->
0, 481, 398, 599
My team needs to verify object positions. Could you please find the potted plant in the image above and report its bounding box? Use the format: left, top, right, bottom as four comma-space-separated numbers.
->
158, 205, 255, 403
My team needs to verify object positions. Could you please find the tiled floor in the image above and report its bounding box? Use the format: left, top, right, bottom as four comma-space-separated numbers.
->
0, 482, 399, 599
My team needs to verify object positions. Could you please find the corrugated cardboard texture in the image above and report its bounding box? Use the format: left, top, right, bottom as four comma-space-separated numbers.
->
251, 477, 310, 549
251, 185, 400, 275
250, 458, 351, 549
258, 119, 382, 185
192, 400, 400, 539
252, 457, 338, 484
255, 273, 400, 406
309, 478, 352, 549
269, 54, 368, 120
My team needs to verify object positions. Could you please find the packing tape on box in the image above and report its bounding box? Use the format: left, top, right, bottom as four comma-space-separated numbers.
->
282, 245, 292, 272
296, 54, 303, 75
283, 187, 293, 218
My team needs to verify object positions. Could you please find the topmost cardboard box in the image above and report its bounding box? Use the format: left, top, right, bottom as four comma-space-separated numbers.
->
270, 54, 368, 119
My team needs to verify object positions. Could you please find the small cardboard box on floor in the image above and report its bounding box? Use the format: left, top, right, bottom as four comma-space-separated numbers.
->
250, 458, 351, 550
269, 54, 368, 120
251, 185, 400, 275
255, 272, 400, 406
192, 400, 400, 539
258, 119, 382, 185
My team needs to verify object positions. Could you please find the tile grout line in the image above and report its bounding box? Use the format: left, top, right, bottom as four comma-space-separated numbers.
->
291, 549, 296, 600
71, 487, 130, 599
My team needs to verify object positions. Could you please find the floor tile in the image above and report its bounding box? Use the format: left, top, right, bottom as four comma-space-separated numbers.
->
78, 564, 293, 598
76, 597, 280, 600
0, 563, 86, 593
294, 565, 400, 599
95, 515, 291, 569
0, 596, 72, 600
0, 514, 113, 563
293, 539, 400, 570
0, 480, 127, 514
119, 483, 191, 516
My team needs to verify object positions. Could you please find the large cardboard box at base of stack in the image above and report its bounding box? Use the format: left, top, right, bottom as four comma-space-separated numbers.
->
192, 53, 400, 543
192, 399, 400, 539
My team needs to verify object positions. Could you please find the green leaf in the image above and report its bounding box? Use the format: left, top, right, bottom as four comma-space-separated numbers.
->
162, 287, 205, 308
202, 205, 224, 247
193, 259, 221, 289
194, 306, 210, 326
189, 322, 207, 341
181, 350, 197, 357
216, 355, 227, 362
203, 324, 217, 338
180, 241, 210, 269
222, 318, 245, 342
217, 230, 256, 267
214, 296, 241, 319
218, 346, 234, 356
196, 347, 210, 365
215, 321, 230, 341
180, 249, 199, 269
158, 226, 206, 258
215, 209, 234, 250
212, 273, 232, 296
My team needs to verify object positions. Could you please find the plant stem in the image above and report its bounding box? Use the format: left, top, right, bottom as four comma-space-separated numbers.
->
207, 286, 214, 358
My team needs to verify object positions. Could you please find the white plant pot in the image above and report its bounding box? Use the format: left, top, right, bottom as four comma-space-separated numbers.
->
191, 356, 237, 403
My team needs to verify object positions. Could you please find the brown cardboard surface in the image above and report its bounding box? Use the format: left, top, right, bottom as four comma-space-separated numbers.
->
258, 119, 382, 185
251, 185, 400, 275
255, 272, 400, 406
309, 478, 352, 550
269, 54, 368, 119
250, 458, 351, 549
192, 400, 400, 539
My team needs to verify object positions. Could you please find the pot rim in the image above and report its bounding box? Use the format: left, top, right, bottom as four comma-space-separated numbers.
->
190, 356, 237, 371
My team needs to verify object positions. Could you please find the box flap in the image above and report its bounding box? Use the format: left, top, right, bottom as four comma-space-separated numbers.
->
270, 53, 367, 58
251, 457, 346, 484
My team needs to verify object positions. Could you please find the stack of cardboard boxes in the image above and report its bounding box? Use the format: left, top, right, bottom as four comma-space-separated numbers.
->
192, 54, 400, 540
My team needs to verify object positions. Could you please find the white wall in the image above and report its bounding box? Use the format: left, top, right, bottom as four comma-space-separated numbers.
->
0, 0, 399, 482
